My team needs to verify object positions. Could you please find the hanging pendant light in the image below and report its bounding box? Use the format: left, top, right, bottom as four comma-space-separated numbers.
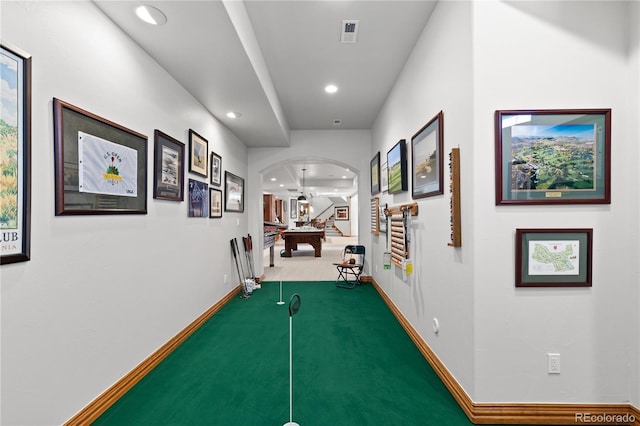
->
297, 168, 308, 203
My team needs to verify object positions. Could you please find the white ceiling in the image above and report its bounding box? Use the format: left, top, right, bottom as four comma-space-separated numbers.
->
93, 0, 437, 197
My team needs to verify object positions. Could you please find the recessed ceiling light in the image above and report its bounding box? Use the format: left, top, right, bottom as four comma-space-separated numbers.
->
342, 175, 347, 179
135, 5, 167, 25
325, 84, 338, 94
270, 178, 277, 181
226, 112, 242, 119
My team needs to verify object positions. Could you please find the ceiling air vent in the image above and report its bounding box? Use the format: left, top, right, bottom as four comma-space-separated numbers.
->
340, 20, 359, 44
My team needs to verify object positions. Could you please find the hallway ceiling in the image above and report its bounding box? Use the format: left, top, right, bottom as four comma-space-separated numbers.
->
93, 0, 437, 197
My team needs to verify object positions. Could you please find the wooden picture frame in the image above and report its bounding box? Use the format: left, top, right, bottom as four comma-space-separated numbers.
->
515, 228, 593, 287
370, 151, 380, 195
188, 129, 208, 178
495, 109, 611, 205
224, 171, 244, 213
53, 98, 147, 215
387, 139, 408, 194
153, 130, 184, 201
412, 111, 444, 199
335, 206, 349, 221
188, 178, 208, 217
210, 151, 221, 186
1, 44, 31, 264
209, 188, 222, 218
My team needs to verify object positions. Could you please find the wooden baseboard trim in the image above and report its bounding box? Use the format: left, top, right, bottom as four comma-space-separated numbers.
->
364, 276, 639, 425
65, 285, 242, 426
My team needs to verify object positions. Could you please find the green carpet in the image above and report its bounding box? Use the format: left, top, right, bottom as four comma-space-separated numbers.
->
93, 281, 475, 425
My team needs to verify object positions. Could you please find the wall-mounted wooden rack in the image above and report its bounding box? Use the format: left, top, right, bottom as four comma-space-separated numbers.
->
371, 197, 379, 235
448, 148, 462, 247
386, 202, 418, 267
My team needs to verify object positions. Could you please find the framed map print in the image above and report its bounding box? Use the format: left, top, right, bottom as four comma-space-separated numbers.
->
515, 228, 593, 287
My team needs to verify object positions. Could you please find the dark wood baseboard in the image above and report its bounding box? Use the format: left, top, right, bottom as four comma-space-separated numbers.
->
65, 285, 241, 426
363, 276, 639, 425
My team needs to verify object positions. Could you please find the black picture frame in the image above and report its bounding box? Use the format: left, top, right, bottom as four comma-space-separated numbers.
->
188, 178, 208, 217
53, 98, 147, 215
515, 228, 593, 287
188, 129, 208, 178
1, 44, 31, 264
412, 111, 444, 199
209, 188, 222, 218
335, 206, 349, 220
210, 151, 222, 186
386, 139, 408, 194
153, 130, 184, 202
495, 109, 611, 205
224, 171, 244, 213
370, 151, 380, 195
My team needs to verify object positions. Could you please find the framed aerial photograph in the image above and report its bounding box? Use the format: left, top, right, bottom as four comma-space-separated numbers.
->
188, 178, 208, 217
1, 44, 31, 264
515, 228, 593, 287
495, 109, 611, 205
335, 206, 349, 221
387, 139, 408, 194
370, 151, 380, 195
153, 130, 184, 202
224, 171, 244, 213
210, 151, 221, 186
188, 129, 208, 178
412, 111, 444, 199
209, 188, 222, 218
53, 98, 147, 215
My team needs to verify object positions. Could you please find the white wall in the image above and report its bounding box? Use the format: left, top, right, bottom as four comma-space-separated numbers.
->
371, 0, 476, 397
371, 0, 638, 406
472, 0, 636, 403
248, 129, 371, 277
0, 2, 248, 424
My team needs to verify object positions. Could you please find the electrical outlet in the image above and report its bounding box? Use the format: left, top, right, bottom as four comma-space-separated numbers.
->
547, 353, 560, 374
224, 274, 228, 285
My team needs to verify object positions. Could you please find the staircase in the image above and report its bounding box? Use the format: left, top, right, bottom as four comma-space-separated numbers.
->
324, 216, 343, 238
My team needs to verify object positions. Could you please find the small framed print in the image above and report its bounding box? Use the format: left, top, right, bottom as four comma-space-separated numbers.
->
188, 129, 208, 178
370, 152, 380, 195
153, 130, 184, 202
209, 188, 222, 218
188, 179, 208, 217
495, 109, 611, 205
380, 162, 388, 193
210, 152, 221, 186
335, 206, 349, 221
224, 171, 244, 213
515, 228, 593, 287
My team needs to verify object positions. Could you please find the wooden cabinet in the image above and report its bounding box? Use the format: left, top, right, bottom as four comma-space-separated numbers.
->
263, 194, 284, 223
